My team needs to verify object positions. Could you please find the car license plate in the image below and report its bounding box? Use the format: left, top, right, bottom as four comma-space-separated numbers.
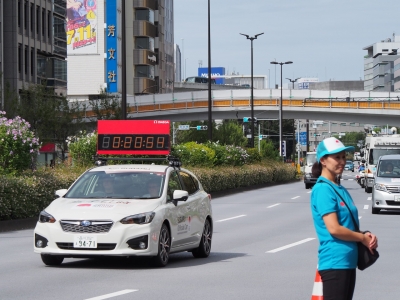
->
394, 196, 400, 202
74, 236, 97, 248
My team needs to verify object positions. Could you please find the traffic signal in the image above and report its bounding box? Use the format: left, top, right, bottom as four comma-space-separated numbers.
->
196, 125, 208, 130
243, 117, 257, 123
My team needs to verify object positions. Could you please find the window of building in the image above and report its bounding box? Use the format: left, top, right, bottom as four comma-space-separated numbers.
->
25, 46, 28, 75
136, 65, 155, 79
31, 48, 34, 77
135, 37, 154, 51
18, 44, 22, 74
30, 3, 34, 33
135, 9, 154, 24
42, 9, 45, 37
36, 6, 40, 35
18, 1, 21, 28
24, 1, 28, 30
47, 11, 51, 38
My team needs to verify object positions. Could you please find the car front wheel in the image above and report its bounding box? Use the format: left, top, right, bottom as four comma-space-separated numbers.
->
151, 224, 170, 267
192, 219, 212, 258
41, 254, 64, 266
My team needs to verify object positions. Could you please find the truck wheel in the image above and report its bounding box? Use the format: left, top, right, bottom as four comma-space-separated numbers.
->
305, 183, 311, 189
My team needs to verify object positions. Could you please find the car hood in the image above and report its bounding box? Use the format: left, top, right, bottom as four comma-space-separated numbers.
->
46, 197, 161, 220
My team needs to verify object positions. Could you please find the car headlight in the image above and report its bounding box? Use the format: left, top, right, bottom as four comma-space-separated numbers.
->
120, 212, 155, 225
39, 211, 56, 223
374, 183, 387, 192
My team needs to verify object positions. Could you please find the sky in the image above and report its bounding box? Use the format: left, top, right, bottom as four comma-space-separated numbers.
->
174, 0, 400, 87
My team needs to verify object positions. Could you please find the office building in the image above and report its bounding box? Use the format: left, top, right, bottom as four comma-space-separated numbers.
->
67, 0, 174, 101
174, 44, 181, 82
363, 34, 400, 91
1, 0, 67, 109
394, 58, 400, 92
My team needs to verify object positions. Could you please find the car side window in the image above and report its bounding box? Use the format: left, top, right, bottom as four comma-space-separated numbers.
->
168, 171, 182, 200
179, 172, 198, 195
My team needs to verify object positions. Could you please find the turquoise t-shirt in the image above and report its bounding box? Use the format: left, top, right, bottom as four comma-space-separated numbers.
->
311, 176, 359, 271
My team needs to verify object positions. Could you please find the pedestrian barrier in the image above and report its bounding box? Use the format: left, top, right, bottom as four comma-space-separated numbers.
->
311, 269, 323, 300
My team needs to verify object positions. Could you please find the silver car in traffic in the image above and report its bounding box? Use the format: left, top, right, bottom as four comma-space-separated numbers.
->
372, 155, 400, 214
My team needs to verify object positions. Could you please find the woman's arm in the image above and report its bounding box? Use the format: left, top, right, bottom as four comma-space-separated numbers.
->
323, 212, 374, 249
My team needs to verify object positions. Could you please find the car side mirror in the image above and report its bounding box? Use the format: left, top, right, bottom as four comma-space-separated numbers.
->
173, 190, 189, 202
55, 189, 68, 198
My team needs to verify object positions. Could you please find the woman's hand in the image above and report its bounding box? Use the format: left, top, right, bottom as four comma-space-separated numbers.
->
362, 232, 378, 253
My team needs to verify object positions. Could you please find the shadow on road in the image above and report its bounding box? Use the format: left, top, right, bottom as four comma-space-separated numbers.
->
51, 251, 247, 270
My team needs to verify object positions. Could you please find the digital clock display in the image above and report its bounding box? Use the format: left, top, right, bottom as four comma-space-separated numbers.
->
97, 120, 171, 155
98, 134, 169, 151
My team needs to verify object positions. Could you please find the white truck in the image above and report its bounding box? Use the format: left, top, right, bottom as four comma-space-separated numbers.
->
362, 134, 400, 193
304, 152, 317, 189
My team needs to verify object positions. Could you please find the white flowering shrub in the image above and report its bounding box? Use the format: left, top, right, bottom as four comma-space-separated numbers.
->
67, 130, 97, 166
0, 111, 41, 173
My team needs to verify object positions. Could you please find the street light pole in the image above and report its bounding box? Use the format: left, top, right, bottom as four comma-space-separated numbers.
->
286, 77, 301, 89
270, 61, 293, 160
240, 32, 264, 148
207, 0, 212, 141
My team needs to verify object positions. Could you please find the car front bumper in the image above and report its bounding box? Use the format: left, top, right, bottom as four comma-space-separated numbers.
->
34, 220, 162, 257
372, 190, 400, 210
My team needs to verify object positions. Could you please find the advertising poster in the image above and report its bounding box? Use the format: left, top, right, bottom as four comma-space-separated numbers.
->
198, 67, 225, 84
66, 0, 98, 54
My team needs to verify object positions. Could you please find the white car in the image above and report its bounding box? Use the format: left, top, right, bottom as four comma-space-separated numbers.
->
34, 162, 213, 267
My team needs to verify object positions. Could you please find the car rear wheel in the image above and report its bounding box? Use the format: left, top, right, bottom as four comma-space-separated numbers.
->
192, 219, 212, 258
151, 224, 170, 267
41, 254, 64, 266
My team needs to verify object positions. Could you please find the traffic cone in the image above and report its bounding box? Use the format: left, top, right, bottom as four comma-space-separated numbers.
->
311, 269, 323, 300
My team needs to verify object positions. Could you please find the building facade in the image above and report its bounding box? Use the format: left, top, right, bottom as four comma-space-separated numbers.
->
1, 0, 67, 108
363, 35, 400, 91
67, 0, 174, 101
393, 58, 400, 92
174, 43, 181, 82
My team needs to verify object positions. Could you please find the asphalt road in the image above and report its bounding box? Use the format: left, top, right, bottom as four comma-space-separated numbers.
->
1, 172, 398, 300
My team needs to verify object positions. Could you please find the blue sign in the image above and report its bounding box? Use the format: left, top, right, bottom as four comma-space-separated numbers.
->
296, 132, 307, 146
106, 0, 118, 92
298, 82, 309, 90
198, 67, 225, 84
281, 141, 286, 157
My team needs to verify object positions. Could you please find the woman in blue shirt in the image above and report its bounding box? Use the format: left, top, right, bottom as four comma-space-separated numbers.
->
311, 137, 378, 300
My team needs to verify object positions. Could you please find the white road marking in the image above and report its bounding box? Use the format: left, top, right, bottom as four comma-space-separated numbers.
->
359, 216, 362, 220
216, 215, 246, 222
307, 191, 312, 194
266, 238, 316, 253
348, 179, 354, 181
267, 203, 281, 208
291, 196, 300, 199
367, 197, 371, 201
84, 290, 138, 300
364, 205, 369, 209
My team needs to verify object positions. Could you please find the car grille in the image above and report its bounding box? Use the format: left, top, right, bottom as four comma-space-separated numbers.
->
385, 186, 400, 193
60, 220, 113, 233
56, 243, 116, 250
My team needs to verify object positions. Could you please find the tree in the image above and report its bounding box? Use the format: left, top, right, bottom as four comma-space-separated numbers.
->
213, 120, 247, 147
89, 88, 124, 120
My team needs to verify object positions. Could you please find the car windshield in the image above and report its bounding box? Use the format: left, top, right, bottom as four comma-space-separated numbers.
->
64, 171, 166, 199
306, 153, 316, 166
377, 160, 400, 178
346, 161, 353, 165
369, 149, 400, 165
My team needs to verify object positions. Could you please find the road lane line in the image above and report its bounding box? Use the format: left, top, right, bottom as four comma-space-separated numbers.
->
367, 197, 371, 201
84, 290, 138, 300
364, 205, 369, 209
359, 216, 362, 220
266, 238, 316, 253
291, 196, 300, 199
216, 215, 246, 222
267, 203, 281, 208
307, 191, 312, 194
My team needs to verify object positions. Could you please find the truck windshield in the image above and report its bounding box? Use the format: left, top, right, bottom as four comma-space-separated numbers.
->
369, 149, 400, 165
306, 153, 317, 166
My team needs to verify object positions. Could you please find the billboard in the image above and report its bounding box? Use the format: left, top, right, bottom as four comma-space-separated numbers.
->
198, 67, 225, 84
106, 0, 118, 92
66, 0, 98, 54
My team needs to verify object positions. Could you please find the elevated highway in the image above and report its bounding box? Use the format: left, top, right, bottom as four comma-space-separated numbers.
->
88, 89, 400, 125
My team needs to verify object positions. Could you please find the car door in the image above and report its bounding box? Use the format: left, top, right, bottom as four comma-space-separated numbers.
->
165, 170, 192, 249
178, 171, 205, 246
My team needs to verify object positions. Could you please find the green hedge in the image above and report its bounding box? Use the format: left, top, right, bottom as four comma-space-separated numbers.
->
0, 162, 296, 221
